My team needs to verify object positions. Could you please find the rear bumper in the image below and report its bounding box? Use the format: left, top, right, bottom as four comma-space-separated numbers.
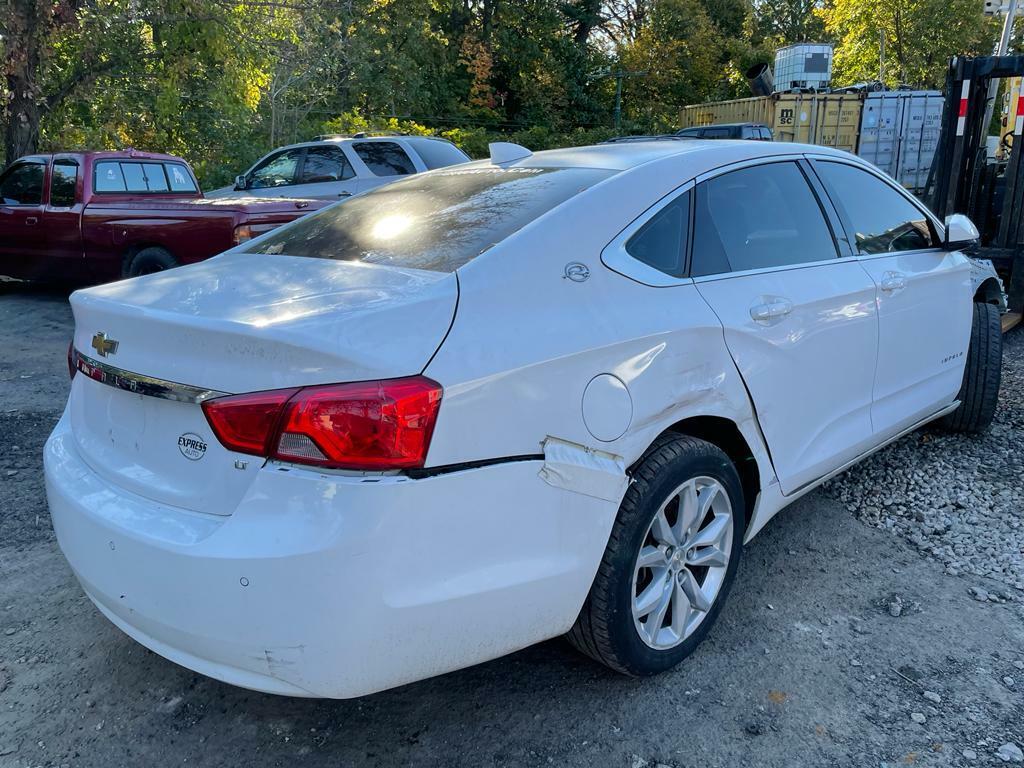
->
44, 412, 617, 698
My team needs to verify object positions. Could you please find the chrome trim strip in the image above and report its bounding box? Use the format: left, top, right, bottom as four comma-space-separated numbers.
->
72, 349, 230, 404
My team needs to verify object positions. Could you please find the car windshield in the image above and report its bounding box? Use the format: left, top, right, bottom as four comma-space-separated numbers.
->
244, 165, 615, 272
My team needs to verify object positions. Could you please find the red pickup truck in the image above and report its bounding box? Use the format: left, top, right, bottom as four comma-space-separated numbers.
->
0, 150, 325, 283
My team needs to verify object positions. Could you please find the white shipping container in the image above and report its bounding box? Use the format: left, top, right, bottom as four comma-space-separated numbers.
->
856, 91, 943, 193
774, 44, 833, 92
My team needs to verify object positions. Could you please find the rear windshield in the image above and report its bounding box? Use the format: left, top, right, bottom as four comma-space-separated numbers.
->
244, 166, 614, 272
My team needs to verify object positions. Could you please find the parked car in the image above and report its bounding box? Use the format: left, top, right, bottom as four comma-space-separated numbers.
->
0, 150, 327, 283
47, 139, 1003, 699
206, 134, 471, 200
675, 123, 774, 140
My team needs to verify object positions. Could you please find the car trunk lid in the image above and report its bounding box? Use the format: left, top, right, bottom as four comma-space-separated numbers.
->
67, 252, 457, 516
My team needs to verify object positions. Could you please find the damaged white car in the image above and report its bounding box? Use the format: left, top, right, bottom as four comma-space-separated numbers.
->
46, 139, 1003, 698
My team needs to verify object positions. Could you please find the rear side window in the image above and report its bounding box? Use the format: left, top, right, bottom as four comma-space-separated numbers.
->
625, 191, 690, 277
50, 161, 79, 206
412, 140, 471, 170
814, 161, 936, 254
353, 141, 416, 176
702, 127, 731, 139
245, 166, 615, 272
301, 146, 355, 183
691, 162, 837, 276
165, 162, 197, 192
0, 162, 44, 205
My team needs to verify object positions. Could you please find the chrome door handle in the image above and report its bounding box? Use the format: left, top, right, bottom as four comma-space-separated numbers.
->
25, 216, 38, 225
880, 271, 906, 292
338, 192, 352, 198
750, 298, 793, 323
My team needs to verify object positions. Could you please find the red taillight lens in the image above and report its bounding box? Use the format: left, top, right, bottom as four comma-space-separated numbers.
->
201, 388, 298, 455
201, 377, 442, 471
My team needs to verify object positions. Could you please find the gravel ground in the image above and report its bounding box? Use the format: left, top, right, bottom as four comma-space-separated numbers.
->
1, 283, 1023, 767
824, 330, 1024, 595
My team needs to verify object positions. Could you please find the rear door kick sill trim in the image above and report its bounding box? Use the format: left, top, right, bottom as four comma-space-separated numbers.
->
784, 400, 961, 502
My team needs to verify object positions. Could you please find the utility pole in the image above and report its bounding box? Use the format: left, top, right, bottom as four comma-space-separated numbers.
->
612, 69, 648, 132
981, 0, 1020, 138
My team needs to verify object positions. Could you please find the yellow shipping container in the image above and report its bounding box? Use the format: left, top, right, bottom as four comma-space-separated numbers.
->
772, 93, 863, 153
679, 92, 864, 153
679, 96, 774, 129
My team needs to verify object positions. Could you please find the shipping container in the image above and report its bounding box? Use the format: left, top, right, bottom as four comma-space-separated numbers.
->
771, 93, 863, 153
679, 92, 863, 153
774, 44, 834, 92
856, 91, 943, 192
678, 96, 774, 129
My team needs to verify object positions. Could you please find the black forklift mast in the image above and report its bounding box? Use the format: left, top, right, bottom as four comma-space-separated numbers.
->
925, 55, 1024, 314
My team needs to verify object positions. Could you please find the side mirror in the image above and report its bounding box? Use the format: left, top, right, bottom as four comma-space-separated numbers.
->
234, 174, 247, 191
944, 213, 980, 251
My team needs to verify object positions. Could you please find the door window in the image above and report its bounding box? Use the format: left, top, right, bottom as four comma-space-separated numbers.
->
701, 127, 731, 139
353, 141, 416, 176
300, 146, 355, 184
0, 163, 45, 205
249, 149, 303, 189
813, 161, 936, 254
691, 161, 837, 277
625, 191, 690, 277
50, 161, 79, 206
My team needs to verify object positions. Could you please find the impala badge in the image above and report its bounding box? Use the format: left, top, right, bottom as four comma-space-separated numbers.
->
91, 332, 119, 357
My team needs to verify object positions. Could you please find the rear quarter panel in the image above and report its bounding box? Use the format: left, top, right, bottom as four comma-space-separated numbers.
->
423, 156, 773, 486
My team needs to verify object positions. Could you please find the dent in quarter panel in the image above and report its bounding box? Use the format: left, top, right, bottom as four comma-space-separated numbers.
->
425, 202, 771, 493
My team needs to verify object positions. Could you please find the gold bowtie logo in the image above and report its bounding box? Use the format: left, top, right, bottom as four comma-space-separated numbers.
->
91, 332, 119, 357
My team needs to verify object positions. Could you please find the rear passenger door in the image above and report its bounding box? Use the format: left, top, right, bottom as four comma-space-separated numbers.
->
810, 158, 973, 437
295, 145, 362, 200
691, 159, 880, 494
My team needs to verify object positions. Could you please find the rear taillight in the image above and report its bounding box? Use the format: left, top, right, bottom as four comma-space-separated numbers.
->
201, 377, 442, 471
202, 388, 298, 455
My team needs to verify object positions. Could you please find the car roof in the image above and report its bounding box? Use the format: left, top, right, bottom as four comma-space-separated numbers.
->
499, 139, 852, 173
270, 135, 458, 153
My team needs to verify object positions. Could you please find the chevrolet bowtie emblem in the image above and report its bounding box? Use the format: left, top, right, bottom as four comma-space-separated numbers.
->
90, 332, 119, 357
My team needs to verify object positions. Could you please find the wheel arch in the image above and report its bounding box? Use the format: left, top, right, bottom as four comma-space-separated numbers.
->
636, 415, 763, 530
121, 243, 175, 277
974, 276, 1002, 306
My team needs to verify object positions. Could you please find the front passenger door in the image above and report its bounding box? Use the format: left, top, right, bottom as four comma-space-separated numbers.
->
691, 160, 880, 494
811, 159, 973, 437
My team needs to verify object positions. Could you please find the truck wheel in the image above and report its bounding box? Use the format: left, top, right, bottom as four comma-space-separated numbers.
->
123, 247, 178, 278
567, 435, 744, 676
940, 301, 1002, 434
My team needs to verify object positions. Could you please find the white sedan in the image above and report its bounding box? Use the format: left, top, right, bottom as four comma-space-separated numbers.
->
46, 139, 1003, 698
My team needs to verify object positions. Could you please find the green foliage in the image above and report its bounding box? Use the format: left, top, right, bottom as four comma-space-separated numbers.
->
0, 0, 1004, 181
819, 0, 998, 88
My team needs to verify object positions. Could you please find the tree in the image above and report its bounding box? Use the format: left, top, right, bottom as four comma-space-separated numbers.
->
753, 0, 827, 46
819, 0, 997, 88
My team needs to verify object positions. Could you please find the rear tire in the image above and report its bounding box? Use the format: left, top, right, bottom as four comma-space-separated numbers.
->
123, 247, 178, 278
939, 302, 1002, 434
567, 435, 744, 676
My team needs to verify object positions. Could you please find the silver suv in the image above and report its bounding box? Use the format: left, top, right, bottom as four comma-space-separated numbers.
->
207, 134, 471, 201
